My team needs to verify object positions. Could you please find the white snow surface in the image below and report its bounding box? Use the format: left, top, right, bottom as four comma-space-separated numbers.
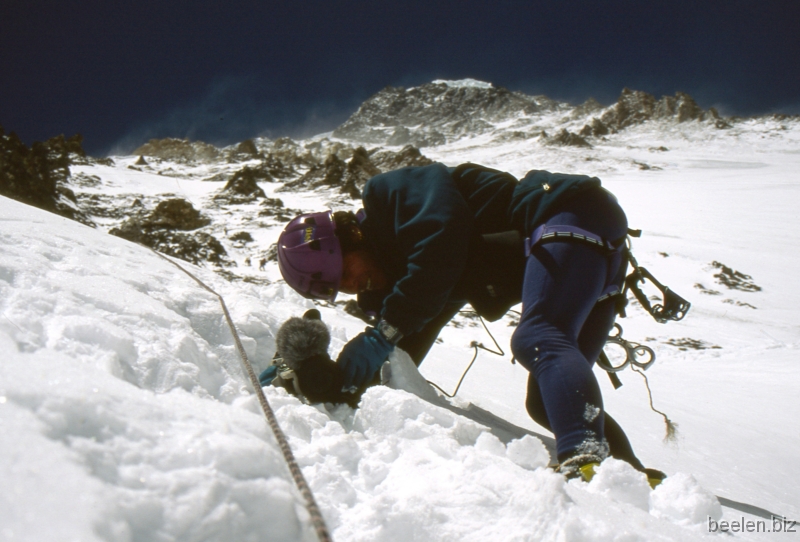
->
430, 78, 494, 89
2, 116, 800, 541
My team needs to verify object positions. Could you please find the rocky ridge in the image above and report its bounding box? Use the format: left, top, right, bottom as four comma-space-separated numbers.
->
581, 88, 729, 137
133, 138, 222, 163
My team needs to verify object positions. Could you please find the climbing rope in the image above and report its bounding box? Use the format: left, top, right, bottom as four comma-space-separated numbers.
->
152, 250, 332, 542
427, 311, 507, 398
431, 313, 678, 443
630, 365, 678, 442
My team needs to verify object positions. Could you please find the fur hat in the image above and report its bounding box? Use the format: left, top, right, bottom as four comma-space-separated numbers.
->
272, 311, 357, 407
275, 316, 331, 369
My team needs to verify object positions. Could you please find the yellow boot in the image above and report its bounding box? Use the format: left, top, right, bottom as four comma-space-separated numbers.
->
644, 468, 666, 489
555, 454, 603, 482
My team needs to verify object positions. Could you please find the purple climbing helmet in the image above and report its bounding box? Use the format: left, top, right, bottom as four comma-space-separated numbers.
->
277, 211, 343, 301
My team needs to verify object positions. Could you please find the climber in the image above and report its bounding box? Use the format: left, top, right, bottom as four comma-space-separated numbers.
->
275, 162, 663, 483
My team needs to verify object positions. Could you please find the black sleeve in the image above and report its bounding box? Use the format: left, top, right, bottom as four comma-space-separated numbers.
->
363, 164, 474, 335
397, 302, 464, 366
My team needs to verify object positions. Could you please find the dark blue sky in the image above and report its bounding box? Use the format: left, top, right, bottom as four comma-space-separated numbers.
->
2, 1, 798, 155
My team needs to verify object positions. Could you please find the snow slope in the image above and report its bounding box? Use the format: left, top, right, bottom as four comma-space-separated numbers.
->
2, 102, 800, 540
0, 196, 725, 542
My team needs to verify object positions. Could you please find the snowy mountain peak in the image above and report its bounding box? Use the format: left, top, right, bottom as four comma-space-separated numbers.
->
430, 78, 494, 89
332, 79, 558, 147
331, 80, 731, 148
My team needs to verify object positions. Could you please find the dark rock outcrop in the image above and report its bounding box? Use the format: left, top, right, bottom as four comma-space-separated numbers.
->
258, 197, 300, 221
369, 145, 433, 172
230, 231, 253, 243
579, 118, 611, 137
279, 145, 433, 198
112, 226, 229, 266
226, 139, 261, 162
584, 89, 727, 134
145, 198, 211, 230
260, 154, 299, 180
0, 125, 94, 225
340, 147, 382, 198
544, 129, 593, 148
109, 198, 228, 265
43, 133, 88, 165
711, 261, 762, 292
108, 198, 209, 237
237, 139, 259, 155
1, 126, 63, 210
278, 153, 348, 194
214, 167, 268, 203
270, 137, 318, 169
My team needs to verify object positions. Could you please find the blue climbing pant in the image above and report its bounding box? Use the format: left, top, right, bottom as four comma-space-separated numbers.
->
510, 187, 629, 462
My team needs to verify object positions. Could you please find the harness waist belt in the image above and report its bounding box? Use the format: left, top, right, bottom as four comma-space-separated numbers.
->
525, 224, 626, 301
525, 224, 622, 256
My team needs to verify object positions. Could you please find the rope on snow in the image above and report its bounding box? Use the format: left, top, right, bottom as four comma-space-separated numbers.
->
152, 250, 333, 542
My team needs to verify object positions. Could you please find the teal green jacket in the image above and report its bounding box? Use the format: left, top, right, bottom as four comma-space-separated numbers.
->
359, 163, 601, 335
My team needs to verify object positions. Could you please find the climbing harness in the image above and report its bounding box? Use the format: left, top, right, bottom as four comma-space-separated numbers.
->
525, 223, 628, 306
437, 227, 690, 436
526, 223, 623, 254
528, 226, 689, 379
526, 226, 691, 324
151, 249, 332, 542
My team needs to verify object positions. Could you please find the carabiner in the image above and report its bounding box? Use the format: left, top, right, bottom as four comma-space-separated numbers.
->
625, 267, 690, 323
597, 324, 656, 373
